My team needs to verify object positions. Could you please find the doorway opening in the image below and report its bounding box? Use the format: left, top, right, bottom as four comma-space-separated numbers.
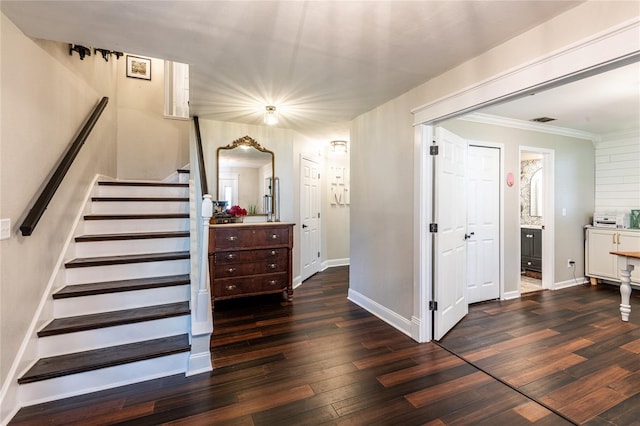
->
519, 147, 554, 294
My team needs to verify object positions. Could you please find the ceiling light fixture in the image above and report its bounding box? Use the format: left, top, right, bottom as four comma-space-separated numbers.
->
264, 105, 278, 126
331, 140, 348, 154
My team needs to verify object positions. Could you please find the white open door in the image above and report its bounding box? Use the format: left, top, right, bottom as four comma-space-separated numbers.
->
300, 156, 321, 281
433, 127, 468, 340
466, 145, 500, 303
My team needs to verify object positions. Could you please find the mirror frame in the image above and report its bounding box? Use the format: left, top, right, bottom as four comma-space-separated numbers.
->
216, 135, 275, 215
529, 168, 543, 217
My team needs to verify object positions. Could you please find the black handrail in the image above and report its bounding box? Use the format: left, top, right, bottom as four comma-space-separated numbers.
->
193, 116, 209, 195
20, 97, 109, 236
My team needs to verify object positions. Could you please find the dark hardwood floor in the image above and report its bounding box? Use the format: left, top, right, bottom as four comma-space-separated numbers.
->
438, 281, 640, 426
10, 266, 638, 425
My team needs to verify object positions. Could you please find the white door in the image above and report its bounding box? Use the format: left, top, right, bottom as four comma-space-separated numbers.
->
300, 156, 321, 281
466, 145, 500, 303
434, 127, 468, 340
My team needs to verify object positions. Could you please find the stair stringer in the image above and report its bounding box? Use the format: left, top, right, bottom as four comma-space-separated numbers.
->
0, 174, 104, 425
1, 174, 200, 423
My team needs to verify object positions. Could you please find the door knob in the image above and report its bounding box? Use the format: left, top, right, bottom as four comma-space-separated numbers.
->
302, 224, 308, 228
464, 232, 475, 240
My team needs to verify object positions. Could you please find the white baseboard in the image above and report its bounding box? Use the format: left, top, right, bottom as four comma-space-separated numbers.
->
321, 258, 350, 270
502, 290, 521, 300
347, 288, 412, 337
554, 277, 588, 290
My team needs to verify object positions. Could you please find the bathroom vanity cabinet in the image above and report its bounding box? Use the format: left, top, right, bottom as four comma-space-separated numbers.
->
521, 227, 542, 273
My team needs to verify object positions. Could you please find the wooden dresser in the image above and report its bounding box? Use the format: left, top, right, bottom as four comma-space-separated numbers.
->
209, 222, 294, 307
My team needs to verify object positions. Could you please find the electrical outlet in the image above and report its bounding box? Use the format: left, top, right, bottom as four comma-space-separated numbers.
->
567, 259, 575, 268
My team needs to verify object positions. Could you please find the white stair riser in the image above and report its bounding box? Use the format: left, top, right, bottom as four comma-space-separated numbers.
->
75, 237, 190, 258
97, 185, 188, 198
38, 316, 190, 357
65, 259, 190, 285
54, 285, 190, 317
178, 173, 190, 184
19, 352, 189, 406
83, 218, 189, 235
91, 201, 188, 215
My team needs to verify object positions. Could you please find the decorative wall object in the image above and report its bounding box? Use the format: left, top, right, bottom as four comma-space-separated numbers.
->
126, 55, 151, 80
329, 166, 350, 205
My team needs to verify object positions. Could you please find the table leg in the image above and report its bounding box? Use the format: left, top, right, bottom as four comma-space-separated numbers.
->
619, 265, 634, 322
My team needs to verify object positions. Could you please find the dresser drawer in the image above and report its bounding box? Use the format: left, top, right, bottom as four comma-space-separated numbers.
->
214, 257, 288, 278
213, 226, 290, 250
214, 248, 286, 264
213, 273, 288, 298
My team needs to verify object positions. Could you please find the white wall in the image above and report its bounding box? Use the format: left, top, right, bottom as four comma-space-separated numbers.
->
350, 2, 638, 322
116, 56, 189, 180
595, 130, 640, 214
0, 13, 118, 404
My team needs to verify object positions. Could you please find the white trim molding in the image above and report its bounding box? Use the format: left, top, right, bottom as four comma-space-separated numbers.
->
412, 18, 640, 125
460, 113, 599, 142
348, 288, 412, 337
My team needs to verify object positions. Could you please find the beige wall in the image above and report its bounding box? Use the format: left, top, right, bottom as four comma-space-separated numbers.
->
442, 119, 595, 291
323, 147, 350, 262
0, 13, 118, 389
116, 57, 189, 180
350, 2, 638, 320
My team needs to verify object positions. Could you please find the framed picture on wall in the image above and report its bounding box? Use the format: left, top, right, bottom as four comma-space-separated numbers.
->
126, 55, 151, 80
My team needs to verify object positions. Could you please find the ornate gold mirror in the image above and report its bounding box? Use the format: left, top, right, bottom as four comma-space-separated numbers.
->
216, 135, 274, 217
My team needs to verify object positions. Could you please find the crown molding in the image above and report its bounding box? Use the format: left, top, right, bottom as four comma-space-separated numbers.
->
459, 112, 600, 142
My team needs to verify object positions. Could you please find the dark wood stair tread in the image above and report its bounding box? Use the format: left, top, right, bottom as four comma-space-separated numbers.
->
18, 334, 190, 384
53, 274, 190, 299
91, 197, 189, 202
75, 231, 189, 242
84, 213, 189, 220
98, 181, 188, 187
38, 301, 190, 337
177, 169, 190, 173
65, 251, 189, 268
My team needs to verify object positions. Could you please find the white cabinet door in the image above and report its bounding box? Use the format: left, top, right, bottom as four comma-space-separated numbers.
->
587, 228, 640, 284
587, 228, 617, 280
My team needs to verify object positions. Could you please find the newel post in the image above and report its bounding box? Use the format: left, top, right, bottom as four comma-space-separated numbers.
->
197, 194, 213, 322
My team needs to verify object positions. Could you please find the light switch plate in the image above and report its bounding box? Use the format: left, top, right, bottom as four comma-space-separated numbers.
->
1, 218, 11, 240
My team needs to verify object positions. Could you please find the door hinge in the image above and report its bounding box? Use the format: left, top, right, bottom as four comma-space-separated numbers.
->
429, 223, 438, 233
317, 212, 320, 218
430, 145, 439, 155
318, 251, 320, 258
429, 301, 438, 311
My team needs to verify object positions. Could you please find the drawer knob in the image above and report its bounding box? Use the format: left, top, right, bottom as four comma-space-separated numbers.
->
227, 236, 238, 241
226, 254, 235, 260
226, 268, 236, 274
225, 284, 236, 291
271, 234, 278, 239
526, 234, 533, 238
268, 280, 278, 286
270, 250, 277, 256
527, 261, 532, 265
268, 263, 277, 269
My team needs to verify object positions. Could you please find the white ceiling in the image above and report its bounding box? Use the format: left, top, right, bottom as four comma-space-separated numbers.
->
5, 1, 634, 140
479, 61, 640, 137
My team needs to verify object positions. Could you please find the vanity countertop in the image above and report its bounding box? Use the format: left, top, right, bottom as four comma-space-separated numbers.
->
521, 225, 543, 229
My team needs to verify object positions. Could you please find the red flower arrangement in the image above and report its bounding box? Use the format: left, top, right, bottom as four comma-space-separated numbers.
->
227, 205, 247, 217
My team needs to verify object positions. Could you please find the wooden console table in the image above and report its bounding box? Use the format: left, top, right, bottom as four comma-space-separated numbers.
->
610, 251, 640, 321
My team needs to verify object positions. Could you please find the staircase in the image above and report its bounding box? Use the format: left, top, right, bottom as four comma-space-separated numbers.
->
17, 176, 193, 404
